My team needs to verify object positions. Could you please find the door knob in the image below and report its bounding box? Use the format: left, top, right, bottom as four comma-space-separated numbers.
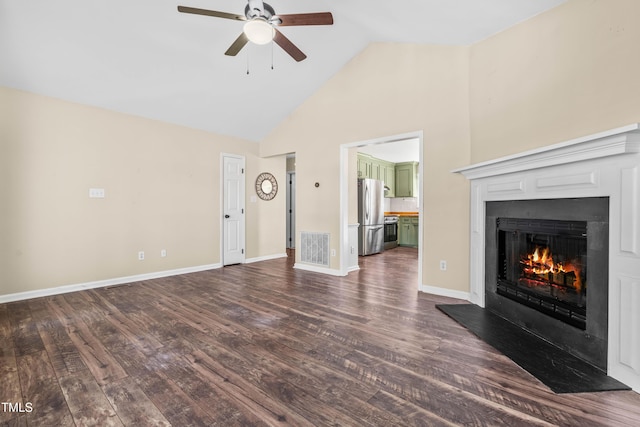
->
224, 214, 230, 218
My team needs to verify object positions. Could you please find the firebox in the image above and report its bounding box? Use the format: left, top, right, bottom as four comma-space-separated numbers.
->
496, 218, 588, 330
485, 197, 609, 370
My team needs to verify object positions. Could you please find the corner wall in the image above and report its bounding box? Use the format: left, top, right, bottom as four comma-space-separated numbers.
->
0, 87, 286, 299
261, 43, 471, 294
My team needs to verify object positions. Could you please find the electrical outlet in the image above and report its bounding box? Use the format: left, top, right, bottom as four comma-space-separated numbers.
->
161, 249, 167, 257
138, 251, 145, 261
331, 249, 336, 257
439, 260, 447, 271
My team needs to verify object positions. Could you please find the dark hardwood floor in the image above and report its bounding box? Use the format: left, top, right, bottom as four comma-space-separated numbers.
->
2, 247, 640, 426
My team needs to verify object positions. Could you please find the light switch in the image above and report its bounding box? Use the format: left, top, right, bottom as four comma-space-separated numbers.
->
89, 188, 105, 198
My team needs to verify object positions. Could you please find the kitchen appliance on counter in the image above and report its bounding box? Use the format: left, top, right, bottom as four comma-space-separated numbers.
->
383, 215, 399, 249
358, 178, 385, 256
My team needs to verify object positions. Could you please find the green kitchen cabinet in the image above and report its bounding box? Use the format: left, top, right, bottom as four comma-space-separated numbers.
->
358, 153, 382, 180
370, 161, 381, 180
357, 154, 417, 199
357, 154, 372, 179
395, 161, 418, 197
358, 154, 395, 196
398, 216, 419, 247
382, 163, 395, 197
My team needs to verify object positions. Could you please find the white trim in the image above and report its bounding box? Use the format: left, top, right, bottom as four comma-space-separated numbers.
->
420, 284, 471, 302
347, 265, 360, 273
0, 263, 222, 304
452, 123, 640, 180
339, 144, 350, 275
293, 262, 347, 277
244, 253, 288, 263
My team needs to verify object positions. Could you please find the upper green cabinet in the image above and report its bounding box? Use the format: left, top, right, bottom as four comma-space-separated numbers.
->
357, 154, 417, 198
394, 161, 419, 197
357, 154, 372, 179
382, 163, 395, 197
357, 153, 396, 197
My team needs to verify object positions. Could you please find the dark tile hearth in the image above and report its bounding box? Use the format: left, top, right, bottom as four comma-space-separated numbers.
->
436, 303, 630, 394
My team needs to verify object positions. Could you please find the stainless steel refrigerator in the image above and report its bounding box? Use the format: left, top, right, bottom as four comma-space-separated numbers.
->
358, 178, 385, 256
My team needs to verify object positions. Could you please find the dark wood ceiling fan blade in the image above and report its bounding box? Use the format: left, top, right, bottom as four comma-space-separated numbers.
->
274, 12, 333, 26
273, 29, 306, 62
177, 6, 246, 21
225, 33, 249, 56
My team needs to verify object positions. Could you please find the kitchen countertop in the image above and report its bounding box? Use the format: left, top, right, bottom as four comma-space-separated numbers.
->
385, 212, 419, 217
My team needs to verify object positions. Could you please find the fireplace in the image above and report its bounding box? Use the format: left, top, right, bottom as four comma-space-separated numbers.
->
485, 198, 609, 370
453, 124, 640, 390
496, 217, 588, 330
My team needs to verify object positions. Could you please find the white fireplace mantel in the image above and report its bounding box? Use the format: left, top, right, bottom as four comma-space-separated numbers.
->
453, 124, 640, 392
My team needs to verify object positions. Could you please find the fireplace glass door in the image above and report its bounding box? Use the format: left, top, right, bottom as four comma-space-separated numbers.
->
496, 218, 588, 329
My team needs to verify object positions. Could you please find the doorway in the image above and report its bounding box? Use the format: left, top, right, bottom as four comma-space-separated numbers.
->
286, 172, 296, 249
340, 131, 424, 289
222, 154, 245, 266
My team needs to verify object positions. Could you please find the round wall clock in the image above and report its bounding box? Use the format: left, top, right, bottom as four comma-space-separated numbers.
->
255, 172, 278, 200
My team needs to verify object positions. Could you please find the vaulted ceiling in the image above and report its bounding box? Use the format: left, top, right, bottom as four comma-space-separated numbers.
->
0, 0, 566, 142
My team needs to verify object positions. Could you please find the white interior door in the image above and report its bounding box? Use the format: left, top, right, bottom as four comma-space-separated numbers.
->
223, 155, 245, 265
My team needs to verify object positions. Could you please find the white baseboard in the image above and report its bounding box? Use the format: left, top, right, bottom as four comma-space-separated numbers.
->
420, 284, 471, 302
244, 253, 288, 264
347, 265, 360, 273
294, 263, 347, 277
0, 263, 222, 304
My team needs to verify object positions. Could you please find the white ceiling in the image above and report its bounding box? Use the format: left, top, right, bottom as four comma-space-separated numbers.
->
358, 138, 420, 163
0, 0, 566, 142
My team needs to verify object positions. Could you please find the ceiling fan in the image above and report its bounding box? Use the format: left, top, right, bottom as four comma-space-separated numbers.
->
177, 0, 334, 62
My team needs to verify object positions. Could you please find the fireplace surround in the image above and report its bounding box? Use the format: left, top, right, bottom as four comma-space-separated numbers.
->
486, 197, 609, 370
453, 124, 640, 392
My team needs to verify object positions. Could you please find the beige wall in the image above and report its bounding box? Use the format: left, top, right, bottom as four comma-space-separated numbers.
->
262, 43, 471, 292
245, 155, 288, 259
470, 0, 640, 162
0, 87, 285, 297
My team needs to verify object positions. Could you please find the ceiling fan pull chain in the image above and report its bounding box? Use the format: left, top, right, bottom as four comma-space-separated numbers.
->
271, 38, 274, 70
246, 49, 250, 75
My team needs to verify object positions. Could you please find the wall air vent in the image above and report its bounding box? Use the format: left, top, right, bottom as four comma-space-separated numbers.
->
300, 232, 330, 266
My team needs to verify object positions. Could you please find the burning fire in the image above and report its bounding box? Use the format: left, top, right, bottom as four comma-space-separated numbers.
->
520, 246, 583, 292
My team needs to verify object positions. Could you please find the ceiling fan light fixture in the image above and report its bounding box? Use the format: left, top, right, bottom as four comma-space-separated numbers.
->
243, 18, 274, 44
